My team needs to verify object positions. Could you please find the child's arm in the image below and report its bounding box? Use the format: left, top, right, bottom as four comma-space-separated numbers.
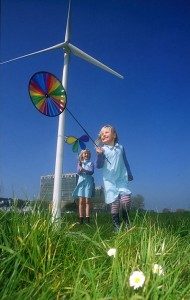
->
78, 162, 94, 175
95, 147, 105, 169
83, 162, 94, 175
122, 147, 133, 181
77, 162, 83, 174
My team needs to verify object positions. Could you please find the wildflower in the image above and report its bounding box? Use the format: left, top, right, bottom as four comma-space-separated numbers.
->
107, 248, 116, 257
153, 264, 164, 276
129, 271, 145, 290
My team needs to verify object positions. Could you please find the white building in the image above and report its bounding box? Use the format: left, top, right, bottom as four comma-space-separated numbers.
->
40, 173, 78, 204
40, 173, 105, 210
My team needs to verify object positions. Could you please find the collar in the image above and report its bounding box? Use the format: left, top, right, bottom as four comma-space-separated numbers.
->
104, 143, 118, 150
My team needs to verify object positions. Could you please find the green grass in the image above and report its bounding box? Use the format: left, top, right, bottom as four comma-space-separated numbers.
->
0, 205, 190, 299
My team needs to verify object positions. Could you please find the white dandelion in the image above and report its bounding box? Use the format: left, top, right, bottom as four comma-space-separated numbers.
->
129, 270, 145, 290
153, 264, 164, 276
107, 248, 116, 257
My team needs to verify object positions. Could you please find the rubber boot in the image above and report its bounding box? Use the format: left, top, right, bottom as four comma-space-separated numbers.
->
86, 217, 90, 224
79, 217, 84, 224
121, 208, 130, 229
112, 214, 120, 232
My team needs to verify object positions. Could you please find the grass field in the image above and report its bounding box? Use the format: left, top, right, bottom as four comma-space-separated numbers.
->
0, 204, 190, 299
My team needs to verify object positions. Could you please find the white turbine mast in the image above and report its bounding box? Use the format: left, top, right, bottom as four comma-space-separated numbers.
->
1, 0, 124, 221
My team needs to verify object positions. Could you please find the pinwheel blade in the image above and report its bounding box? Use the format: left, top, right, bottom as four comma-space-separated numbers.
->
79, 135, 89, 142
79, 140, 86, 150
65, 136, 77, 144
72, 141, 79, 153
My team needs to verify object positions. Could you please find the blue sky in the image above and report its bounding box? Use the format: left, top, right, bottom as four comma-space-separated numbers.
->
1, 0, 190, 211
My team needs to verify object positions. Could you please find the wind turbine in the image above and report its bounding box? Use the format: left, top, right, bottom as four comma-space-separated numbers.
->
1, 0, 124, 221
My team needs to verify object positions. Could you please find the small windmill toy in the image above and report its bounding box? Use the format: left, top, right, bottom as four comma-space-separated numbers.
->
65, 135, 89, 153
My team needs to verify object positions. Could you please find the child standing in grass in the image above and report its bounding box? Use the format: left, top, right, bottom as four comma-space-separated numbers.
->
95, 125, 133, 231
72, 149, 94, 224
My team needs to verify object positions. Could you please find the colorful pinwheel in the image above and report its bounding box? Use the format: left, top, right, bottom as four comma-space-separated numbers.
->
28, 71, 67, 117
65, 135, 89, 153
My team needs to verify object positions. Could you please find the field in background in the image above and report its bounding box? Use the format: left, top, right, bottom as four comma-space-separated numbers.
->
0, 205, 190, 299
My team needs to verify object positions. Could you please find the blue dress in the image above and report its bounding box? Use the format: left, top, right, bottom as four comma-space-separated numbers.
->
95, 143, 133, 204
72, 160, 94, 198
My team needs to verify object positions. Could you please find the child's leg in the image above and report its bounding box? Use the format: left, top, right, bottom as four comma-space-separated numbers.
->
111, 199, 120, 231
85, 198, 90, 223
120, 194, 131, 228
79, 197, 85, 224
79, 197, 84, 217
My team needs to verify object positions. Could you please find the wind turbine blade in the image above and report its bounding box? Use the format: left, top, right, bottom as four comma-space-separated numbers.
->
65, 0, 72, 42
0, 42, 67, 65
68, 43, 124, 79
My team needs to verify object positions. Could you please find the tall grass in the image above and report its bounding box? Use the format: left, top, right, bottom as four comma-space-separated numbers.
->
0, 205, 190, 299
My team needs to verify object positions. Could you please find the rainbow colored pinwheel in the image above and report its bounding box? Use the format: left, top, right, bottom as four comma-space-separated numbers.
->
65, 135, 89, 153
28, 71, 67, 117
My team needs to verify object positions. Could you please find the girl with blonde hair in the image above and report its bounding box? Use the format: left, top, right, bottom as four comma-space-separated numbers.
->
72, 149, 94, 224
95, 125, 133, 231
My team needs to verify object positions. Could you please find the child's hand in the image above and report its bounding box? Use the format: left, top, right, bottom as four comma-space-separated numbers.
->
128, 175, 133, 181
96, 147, 103, 154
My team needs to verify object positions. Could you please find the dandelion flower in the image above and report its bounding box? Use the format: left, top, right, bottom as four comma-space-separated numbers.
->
129, 271, 145, 290
153, 264, 164, 276
107, 248, 116, 257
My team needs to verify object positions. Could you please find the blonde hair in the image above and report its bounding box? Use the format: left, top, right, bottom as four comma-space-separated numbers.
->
78, 149, 91, 162
96, 125, 118, 145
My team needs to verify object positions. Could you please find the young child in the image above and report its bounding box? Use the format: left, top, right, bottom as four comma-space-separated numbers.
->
95, 125, 133, 231
72, 149, 94, 224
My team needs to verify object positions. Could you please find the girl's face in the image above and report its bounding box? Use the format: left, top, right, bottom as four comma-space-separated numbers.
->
82, 150, 90, 160
100, 127, 116, 145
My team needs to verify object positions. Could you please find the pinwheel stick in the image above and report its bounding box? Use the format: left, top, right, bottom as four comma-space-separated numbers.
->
66, 107, 110, 163
66, 108, 97, 147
